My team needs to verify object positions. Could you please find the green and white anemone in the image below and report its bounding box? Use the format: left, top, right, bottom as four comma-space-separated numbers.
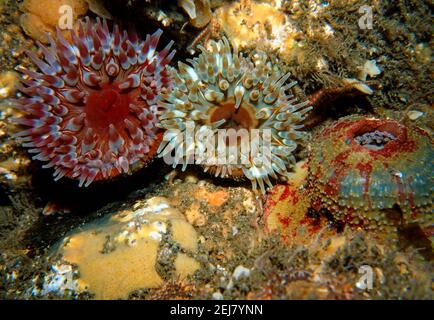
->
157, 38, 312, 194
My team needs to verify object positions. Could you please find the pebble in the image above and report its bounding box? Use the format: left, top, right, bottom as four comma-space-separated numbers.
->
407, 110, 424, 120
232, 265, 250, 280
212, 292, 224, 300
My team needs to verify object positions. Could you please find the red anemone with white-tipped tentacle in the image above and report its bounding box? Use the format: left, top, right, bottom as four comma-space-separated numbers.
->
12, 18, 175, 186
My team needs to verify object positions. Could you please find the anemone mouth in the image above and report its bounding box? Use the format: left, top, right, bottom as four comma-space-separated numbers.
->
354, 129, 397, 150
208, 99, 258, 130
350, 120, 402, 150
84, 84, 133, 133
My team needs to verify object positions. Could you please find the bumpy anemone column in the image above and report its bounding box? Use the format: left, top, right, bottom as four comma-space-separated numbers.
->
12, 18, 175, 187
309, 116, 433, 230
157, 38, 311, 193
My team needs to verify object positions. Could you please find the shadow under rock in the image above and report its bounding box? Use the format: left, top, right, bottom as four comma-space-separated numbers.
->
20, 158, 172, 255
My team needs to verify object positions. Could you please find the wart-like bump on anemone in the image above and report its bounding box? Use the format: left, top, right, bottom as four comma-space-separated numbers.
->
157, 38, 312, 194
11, 18, 175, 187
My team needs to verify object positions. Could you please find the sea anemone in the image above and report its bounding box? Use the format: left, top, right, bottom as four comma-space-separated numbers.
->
309, 116, 433, 230
12, 18, 175, 186
157, 38, 311, 193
